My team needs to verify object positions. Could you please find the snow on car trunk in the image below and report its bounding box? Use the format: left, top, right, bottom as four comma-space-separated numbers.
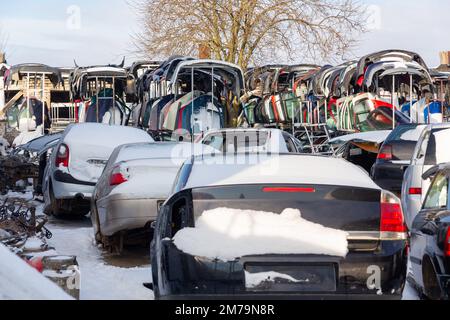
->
64, 124, 153, 183
173, 208, 349, 262
0, 243, 72, 300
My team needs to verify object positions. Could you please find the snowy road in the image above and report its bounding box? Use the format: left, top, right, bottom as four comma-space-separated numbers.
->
3, 191, 154, 300
47, 217, 154, 300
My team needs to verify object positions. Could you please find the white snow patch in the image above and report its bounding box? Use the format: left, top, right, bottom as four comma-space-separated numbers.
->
185, 155, 380, 191
245, 271, 310, 288
173, 208, 349, 262
13, 126, 43, 147
63, 124, 154, 182
0, 243, 72, 300
47, 224, 153, 300
23, 236, 46, 251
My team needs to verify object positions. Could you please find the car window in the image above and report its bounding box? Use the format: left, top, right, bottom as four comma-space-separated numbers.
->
423, 173, 448, 210
282, 134, 297, 153
415, 131, 430, 161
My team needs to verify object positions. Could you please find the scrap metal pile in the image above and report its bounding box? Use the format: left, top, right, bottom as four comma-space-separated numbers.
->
0, 154, 39, 194
0, 197, 80, 299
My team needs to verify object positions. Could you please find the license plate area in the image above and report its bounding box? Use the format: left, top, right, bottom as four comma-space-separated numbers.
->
244, 263, 337, 293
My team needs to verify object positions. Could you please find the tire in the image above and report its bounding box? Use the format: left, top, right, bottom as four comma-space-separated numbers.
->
422, 258, 442, 300
91, 202, 103, 244
50, 186, 66, 218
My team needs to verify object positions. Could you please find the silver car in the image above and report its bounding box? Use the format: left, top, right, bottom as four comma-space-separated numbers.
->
43, 123, 154, 217
402, 123, 450, 229
91, 142, 218, 251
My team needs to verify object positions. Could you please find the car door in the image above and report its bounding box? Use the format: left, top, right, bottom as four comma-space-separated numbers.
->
410, 173, 449, 288
282, 132, 298, 153
403, 129, 431, 229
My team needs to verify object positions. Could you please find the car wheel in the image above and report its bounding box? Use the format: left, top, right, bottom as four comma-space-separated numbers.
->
91, 202, 103, 244
151, 264, 160, 299
422, 258, 442, 300
50, 186, 66, 218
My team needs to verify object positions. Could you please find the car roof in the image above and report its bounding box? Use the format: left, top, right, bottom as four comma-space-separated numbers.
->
183, 154, 380, 191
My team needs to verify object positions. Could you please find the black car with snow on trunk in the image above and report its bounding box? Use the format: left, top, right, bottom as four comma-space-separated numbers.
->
150, 154, 408, 300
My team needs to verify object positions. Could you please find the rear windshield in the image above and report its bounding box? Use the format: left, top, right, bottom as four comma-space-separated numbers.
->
192, 185, 381, 231
202, 132, 269, 152
387, 124, 422, 142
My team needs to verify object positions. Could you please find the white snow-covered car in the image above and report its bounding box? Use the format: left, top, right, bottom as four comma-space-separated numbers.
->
91, 142, 218, 251
43, 123, 154, 217
197, 128, 303, 153
151, 154, 408, 299
402, 123, 450, 229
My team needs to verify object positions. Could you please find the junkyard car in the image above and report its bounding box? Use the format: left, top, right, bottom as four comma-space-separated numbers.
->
91, 142, 217, 251
372, 124, 426, 195
43, 123, 154, 217
408, 164, 450, 300
151, 154, 408, 300
198, 128, 303, 153
402, 123, 450, 229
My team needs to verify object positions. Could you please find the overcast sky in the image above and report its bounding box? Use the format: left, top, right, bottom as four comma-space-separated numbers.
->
1, 0, 449, 68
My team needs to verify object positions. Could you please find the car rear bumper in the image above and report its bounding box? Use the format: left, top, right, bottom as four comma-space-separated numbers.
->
156, 241, 407, 299
97, 194, 163, 237
52, 171, 95, 200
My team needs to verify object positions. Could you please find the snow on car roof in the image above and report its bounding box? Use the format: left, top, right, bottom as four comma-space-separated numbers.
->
115, 142, 218, 163
185, 154, 380, 190
65, 123, 154, 147
330, 131, 392, 144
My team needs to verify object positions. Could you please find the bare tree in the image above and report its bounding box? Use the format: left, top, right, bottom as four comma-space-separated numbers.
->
132, 0, 367, 69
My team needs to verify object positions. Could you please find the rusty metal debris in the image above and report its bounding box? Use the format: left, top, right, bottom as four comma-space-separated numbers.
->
0, 155, 39, 194
0, 198, 51, 248
0, 197, 80, 299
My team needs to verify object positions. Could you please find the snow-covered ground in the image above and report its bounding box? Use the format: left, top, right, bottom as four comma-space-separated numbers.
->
47, 219, 154, 300
2, 189, 421, 300
1, 190, 154, 300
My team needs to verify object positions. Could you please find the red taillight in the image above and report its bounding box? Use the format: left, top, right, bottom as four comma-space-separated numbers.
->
109, 165, 128, 186
445, 227, 450, 257
408, 188, 422, 195
263, 187, 316, 193
377, 145, 393, 160
380, 190, 407, 238
55, 144, 69, 168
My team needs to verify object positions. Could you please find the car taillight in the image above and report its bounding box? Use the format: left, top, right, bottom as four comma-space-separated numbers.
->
377, 145, 393, 160
408, 188, 422, 195
55, 144, 70, 168
263, 187, 316, 193
109, 165, 129, 186
380, 190, 408, 240
445, 227, 450, 257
